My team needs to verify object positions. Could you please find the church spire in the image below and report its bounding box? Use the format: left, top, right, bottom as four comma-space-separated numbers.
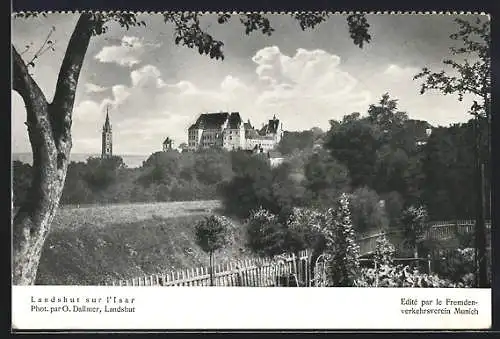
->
103, 106, 111, 131
102, 106, 113, 158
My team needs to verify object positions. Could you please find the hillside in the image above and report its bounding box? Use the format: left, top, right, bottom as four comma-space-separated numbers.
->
35, 201, 250, 285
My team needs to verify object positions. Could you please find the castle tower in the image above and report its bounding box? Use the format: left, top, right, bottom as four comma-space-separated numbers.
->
101, 108, 112, 158
163, 137, 173, 151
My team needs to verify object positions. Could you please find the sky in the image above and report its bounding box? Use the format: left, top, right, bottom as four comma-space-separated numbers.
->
11, 13, 489, 155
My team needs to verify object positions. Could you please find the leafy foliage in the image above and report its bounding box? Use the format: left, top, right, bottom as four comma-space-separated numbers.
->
324, 114, 382, 188
414, 17, 490, 119
195, 214, 233, 255
350, 187, 389, 234
323, 193, 360, 286
245, 207, 287, 257
278, 130, 323, 155
356, 263, 458, 287
287, 207, 328, 253
83, 156, 125, 191
432, 248, 475, 287
356, 234, 458, 287
400, 205, 429, 240
14, 12, 373, 69
346, 14, 372, 48
304, 150, 350, 207
164, 12, 225, 60
373, 233, 396, 267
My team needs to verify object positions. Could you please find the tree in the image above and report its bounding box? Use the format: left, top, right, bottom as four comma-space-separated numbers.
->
221, 153, 274, 219
60, 161, 92, 205
324, 116, 382, 188
414, 17, 490, 287
350, 186, 389, 235
325, 193, 360, 286
277, 130, 320, 155
367, 93, 408, 139
286, 207, 328, 281
245, 207, 287, 258
194, 151, 233, 185
400, 205, 429, 259
421, 123, 479, 220
194, 215, 233, 286
84, 156, 125, 191
12, 12, 371, 285
304, 150, 350, 207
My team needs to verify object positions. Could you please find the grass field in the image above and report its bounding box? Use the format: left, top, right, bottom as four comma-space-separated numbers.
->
35, 200, 251, 285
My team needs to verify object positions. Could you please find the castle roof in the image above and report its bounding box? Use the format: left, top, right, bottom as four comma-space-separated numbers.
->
228, 112, 242, 129
245, 129, 260, 139
188, 112, 230, 130
244, 119, 253, 130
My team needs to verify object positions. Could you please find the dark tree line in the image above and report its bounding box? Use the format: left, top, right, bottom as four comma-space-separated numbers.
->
13, 94, 489, 228
220, 93, 490, 234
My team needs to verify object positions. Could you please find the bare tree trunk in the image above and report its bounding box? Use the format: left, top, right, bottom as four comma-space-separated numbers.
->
12, 14, 94, 285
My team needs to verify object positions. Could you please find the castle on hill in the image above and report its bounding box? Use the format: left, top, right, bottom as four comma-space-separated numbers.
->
187, 112, 283, 152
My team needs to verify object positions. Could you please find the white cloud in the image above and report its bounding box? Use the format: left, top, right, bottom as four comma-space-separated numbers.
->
94, 36, 159, 67
84, 83, 108, 93
364, 63, 477, 126
251, 46, 372, 129
61, 47, 376, 154
383, 64, 419, 79
20, 48, 473, 155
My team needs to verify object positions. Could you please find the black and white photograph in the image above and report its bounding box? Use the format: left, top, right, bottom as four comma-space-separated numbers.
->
12, 11, 491, 293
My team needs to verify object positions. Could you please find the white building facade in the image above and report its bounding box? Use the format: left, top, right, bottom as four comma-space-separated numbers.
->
187, 112, 283, 152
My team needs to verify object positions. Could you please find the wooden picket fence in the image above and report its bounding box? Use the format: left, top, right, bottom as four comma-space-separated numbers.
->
356, 220, 491, 255
107, 250, 311, 287
106, 220, 490, 287
424, 220, 491, 241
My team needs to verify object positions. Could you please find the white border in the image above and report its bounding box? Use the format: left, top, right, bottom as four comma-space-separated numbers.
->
12, 286, 491, 330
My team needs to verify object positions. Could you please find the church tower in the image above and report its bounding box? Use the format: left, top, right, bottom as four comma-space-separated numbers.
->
101, 108, 112, 158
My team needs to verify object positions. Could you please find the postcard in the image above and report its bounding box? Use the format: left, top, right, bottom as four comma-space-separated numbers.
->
11, 11, 492, 331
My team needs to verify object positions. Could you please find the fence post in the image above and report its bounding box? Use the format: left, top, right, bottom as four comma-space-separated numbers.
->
236, 263, 242, 286
292, 253, 297, 276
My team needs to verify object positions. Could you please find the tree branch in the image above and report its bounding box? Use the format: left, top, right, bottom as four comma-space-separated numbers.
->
12, 45, 49, 113
12, 44, 55, 162
50, 13, 94, 149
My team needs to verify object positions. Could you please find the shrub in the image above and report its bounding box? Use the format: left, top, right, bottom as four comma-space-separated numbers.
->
245, 207, 287, 257
373, 233, 396, 267
286, 207, 328, 253
322, 193, 360, 286
431, 248, 475, 287
350, 186, 389, 234
356, 264, 459, 287
355, 234, 458, 287
400, 205, 429, 257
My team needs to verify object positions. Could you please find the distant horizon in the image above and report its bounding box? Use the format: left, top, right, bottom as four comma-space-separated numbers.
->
12, 152, 150, 168
12, 116, 474, 159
